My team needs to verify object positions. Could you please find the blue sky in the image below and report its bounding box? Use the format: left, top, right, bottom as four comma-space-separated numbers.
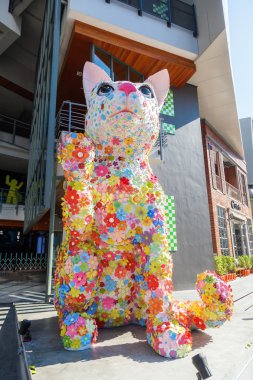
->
228, 0, 252, 119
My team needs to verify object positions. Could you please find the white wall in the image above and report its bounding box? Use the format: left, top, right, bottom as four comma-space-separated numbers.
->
0, 0, 21, 55
68, 0, 198, 59
194, 0, 225, 54
0, 204, 24, 221
240, 118, 253, 186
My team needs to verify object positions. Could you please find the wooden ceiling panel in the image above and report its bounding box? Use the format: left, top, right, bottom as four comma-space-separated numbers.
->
57, 21, 196, 107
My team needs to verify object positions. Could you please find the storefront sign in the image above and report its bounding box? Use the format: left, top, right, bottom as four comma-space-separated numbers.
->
231, 200, 241, 211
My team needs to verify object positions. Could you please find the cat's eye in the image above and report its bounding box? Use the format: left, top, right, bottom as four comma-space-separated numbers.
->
97, 84, 114, 96
139, 85, 154, 99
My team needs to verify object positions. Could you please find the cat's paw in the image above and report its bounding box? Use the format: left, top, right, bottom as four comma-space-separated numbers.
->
60, 311, 98, 350
146, 320, 192, 358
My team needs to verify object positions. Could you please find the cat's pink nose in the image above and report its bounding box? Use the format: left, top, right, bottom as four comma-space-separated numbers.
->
118, 82, 137, 96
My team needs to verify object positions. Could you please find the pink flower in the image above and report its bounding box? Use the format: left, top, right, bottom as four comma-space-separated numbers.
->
73, 272, 87, 287
112, 137, 120, 145
66, 324, 77, 338
102, 297, 115, 310
95, 165, 109, 177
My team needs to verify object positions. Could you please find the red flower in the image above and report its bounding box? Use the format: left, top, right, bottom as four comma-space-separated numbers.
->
72, 148, 88, 162
146, 274, 159, 290
192, 317, 206, 330
120, 177, 129, 186
115, 266, 127, 279
65, 186, 79, 205
104, 213, 120, 228
71, 204, 80, 215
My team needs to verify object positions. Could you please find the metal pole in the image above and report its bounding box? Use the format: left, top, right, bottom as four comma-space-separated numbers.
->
45, 155, 57, 303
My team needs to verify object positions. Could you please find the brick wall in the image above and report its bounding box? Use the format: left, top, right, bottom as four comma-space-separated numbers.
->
201, 121, 252, 256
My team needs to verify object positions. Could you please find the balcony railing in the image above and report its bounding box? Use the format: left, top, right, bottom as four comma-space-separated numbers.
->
56, 101, 86, 138
226, 182, 241, 202
105, 0, 198, 36
0, 114, 30, 150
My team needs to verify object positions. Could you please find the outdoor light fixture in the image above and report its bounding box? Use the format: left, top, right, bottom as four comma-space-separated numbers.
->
19, 319, 31, 341
192, 353, 212, 379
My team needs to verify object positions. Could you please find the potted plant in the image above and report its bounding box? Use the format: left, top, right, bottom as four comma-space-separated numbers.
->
226, 256, 236, 281
243, 255, 251, 275
214, 256, 226, 281
251, 256, 253, 274
236, 256, 245, 277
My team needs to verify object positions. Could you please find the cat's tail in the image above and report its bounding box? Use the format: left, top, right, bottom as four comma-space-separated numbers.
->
171, 271, 233, 331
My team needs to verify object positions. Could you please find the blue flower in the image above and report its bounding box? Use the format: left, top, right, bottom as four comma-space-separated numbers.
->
116, 209, 127, 221
87, 303, 98, 315
123, 169, 133, 178
64, 313, 79, 326
80, 252, 89, 262
73, 265, 80, 273
147, 209, 155, 218
81, 333, 92, 346
105, 278, 117, 292
135, 274, 144, 282
169, 331, 177, 340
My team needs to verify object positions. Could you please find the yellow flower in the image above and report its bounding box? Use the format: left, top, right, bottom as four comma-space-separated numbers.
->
104, 266, 113, 276
60, 325, 67, 337
124, 309, 131, 319
108, 175, 119, 186
72, 181, 85, 191
102, 192, 114, 203
93, 190, 101, 203
152, 232, 164, 244
86, 269, 97, 280
71, 338, 81, 350
142, 217, 152, 227
70, 288, 80, 298
136, 206, 147, 220
106, 203, 116, 213
110, 308, 120, 319
124, 137, 133, 145
125, 147, 133, 155
143, 246, 150, 255
123, 204, 133, 213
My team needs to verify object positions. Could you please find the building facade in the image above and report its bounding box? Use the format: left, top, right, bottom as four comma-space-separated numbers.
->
0, 0, 248, 290
202, 121, 253, 257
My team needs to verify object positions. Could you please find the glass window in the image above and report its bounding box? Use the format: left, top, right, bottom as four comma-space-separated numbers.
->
92, 45, 143, 82
113, 60, 128, 82
247, 219, 253, 255
94, 47, 111, 76
217, 206, 230, 256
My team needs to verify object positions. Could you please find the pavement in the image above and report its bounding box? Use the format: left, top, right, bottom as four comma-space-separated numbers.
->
6, 274, 252, 380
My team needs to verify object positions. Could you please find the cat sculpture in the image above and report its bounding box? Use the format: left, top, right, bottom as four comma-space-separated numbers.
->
54, 61, 233, 358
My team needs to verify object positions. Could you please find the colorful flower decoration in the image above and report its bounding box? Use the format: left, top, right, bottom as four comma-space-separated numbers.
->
54, 62, 233, 359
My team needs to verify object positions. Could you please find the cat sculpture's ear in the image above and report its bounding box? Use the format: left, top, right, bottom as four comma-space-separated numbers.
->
146, 69, 170, 108
83, 61, 111, 105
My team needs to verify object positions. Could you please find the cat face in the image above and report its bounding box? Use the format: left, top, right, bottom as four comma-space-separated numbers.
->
83, 62, 170, 158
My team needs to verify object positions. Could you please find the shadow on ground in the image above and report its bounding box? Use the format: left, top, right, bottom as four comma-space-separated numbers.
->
26, 314, 212, 368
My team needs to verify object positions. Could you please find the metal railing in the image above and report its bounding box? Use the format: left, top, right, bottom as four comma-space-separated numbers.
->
226, 182, 241, 202
0, 252, 47, 271
55, 101, 86, 138
0, 114, 30, 149
105, 0, 198, 36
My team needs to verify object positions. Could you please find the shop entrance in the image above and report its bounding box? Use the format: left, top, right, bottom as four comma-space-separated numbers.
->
231, 221, 248, 256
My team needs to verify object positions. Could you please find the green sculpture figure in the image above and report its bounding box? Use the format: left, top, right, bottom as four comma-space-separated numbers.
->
5, 175, 23, 204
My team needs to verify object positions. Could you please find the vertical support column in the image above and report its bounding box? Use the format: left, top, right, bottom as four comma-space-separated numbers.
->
167, 0, 172, 27
45, 155, 57, 303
